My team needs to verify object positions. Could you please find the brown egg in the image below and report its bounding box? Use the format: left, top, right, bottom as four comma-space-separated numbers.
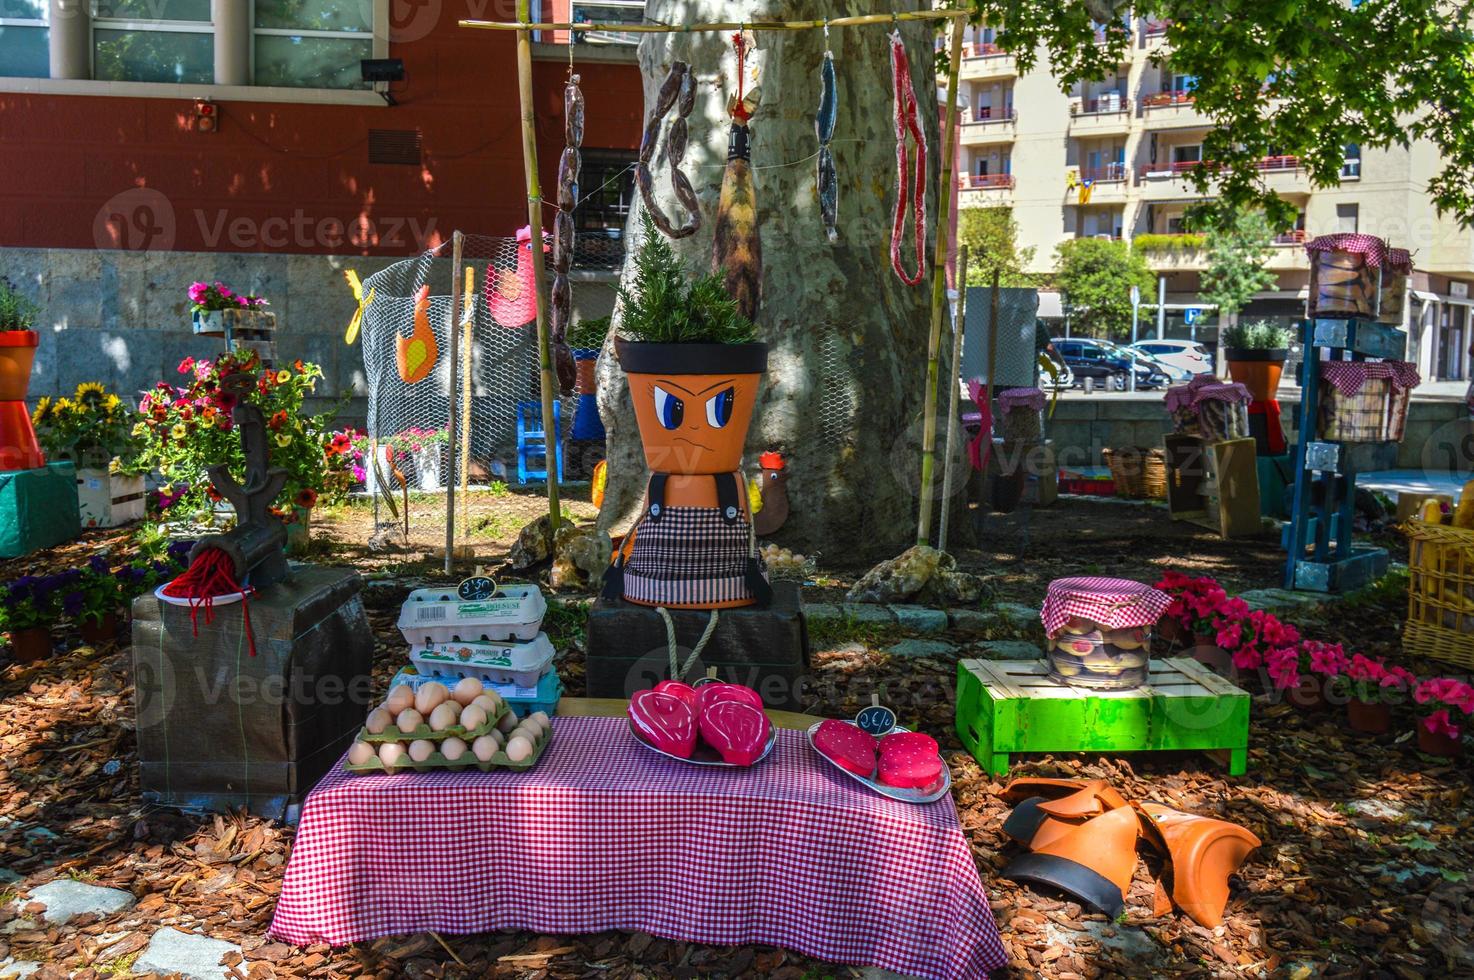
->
471, 693, 500, 716
384, 684, 415, 715
414, 682, 449, 715
459, 704, 488, 732
440, 736, 468, 762
364, 708, 393, 735
513, 721, 542, 743
529, 711, 552, 732
428, 702, 460, 732
505, 734, 535, 763
395, 708, 424, 734
452, 677, 485, 706
497, 710, 519, 734
472, 735, 500, 762
347, 740, 376, 765
407, 739, 436, 763
378, 742, 407, 773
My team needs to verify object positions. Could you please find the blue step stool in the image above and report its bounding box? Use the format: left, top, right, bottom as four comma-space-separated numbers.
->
516, 400, 563, 484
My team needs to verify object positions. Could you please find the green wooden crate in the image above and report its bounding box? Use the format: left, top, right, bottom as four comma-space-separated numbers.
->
955, 657, 1250, 777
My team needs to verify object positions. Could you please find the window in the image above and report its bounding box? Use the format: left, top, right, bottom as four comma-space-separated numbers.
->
0, 0, 47, 78
92, 0, 213, 84
572, 149, 635, 269
570, 1, 643, 45
1342, 143, 1362, 179
1336, 203, 1359, 234
1169, 71, 1196, 93
255, 0, 373, 89
1171, 144, 1202, 164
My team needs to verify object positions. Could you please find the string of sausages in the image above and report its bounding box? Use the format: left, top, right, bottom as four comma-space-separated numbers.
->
550, 74, 583, 395
889, 28, 927, 286
637, 61, 701, 239
815, 31, 839, 243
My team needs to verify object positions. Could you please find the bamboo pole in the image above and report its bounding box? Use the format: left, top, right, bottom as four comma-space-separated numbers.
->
445, 231, 463, 575
937, 245, 969, 553
458, 264, 474, 551
914, 17, 965, 546
515, 0, 562, 537
980, 268, 1000, 472
462, 9, 969, 33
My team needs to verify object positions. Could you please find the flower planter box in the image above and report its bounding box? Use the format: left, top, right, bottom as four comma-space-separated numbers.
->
76, 469, 145, 528
412, 445, 444, 491
192, 310, 226, 336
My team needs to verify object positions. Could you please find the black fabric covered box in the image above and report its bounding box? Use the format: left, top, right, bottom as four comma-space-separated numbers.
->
585, 580, 810, 710
131, 564, 374, 820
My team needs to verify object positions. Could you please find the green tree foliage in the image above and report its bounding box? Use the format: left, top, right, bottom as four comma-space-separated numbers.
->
1054, 238, 1156, 340
1199, 209, 1277, 322
963, 0, 1474, 226
958, 208, 1037, 286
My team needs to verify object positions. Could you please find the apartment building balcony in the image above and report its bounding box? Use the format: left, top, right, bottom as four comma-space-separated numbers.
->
1135, 234, 1207, 270
1140, 92, 1210, 127
958, 173, 1016, 195
1069, 97, 1131, 135
1142, 19, 1172, 45
960, 108, 1017, 146
959, 43, 1017, 79
1268, 229, 1312, 270
1070, 164, 1131, 203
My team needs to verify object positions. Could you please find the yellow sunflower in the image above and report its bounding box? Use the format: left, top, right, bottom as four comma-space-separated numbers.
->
74, 382, 107, 404
30, 396, 51, 424
102, 394, 121, 411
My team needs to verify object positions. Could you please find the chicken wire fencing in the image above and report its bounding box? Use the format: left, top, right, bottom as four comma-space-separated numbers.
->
358, 233, 582, 557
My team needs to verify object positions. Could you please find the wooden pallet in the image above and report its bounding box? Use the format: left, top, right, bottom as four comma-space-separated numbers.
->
221, 308, 277, 368
954, 657, 1250, 777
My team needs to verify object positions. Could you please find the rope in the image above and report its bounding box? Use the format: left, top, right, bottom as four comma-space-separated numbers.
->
655, 606, 720, 680
160, 547, 257, 657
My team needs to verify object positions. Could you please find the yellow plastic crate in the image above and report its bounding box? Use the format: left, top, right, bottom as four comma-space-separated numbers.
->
1404, 520, 1474, 669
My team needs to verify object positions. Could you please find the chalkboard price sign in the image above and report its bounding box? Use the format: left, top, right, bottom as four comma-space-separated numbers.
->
457, 575, 498, 601
854, 703, 897, 736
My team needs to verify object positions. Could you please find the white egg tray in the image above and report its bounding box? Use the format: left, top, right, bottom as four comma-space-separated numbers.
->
343, 725, 553, 775
408, 633, 556, 688
396, 584, 547, 646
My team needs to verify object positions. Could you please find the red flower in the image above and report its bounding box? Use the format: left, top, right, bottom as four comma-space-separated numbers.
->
178, 357, 195, 374
206, 487, 222, 502
294, 489, 318, 509
294, 359, 305, 372
268, 410, 288, 431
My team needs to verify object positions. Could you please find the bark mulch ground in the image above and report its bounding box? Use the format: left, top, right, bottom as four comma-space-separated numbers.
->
0, 500, 1468, 979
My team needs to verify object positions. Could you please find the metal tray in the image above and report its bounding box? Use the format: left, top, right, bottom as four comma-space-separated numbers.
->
806, 721, 952, 805
628, 718, 777, 768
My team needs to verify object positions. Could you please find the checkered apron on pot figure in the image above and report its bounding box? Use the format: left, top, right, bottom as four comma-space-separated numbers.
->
605, 472, 770, 610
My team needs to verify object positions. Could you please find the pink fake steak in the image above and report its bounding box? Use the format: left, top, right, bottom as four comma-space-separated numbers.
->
628, 690, 697, 758
878, 744, 944, 789
697, 700, 771, 766
813, 719, 878, 777
695, 682, 764, 713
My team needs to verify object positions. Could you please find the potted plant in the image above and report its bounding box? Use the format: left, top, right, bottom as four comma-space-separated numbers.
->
1336, 654, 1416, 734
1222, 320, 1291, 402
1412, 678, 1473, 757
0, 277, 45, 471
188, 280, 268, 336
1, 572, 64, 663
70, 555, 123, 643
33, 382, 147, 527
615, 215, 764, 478
568, 315, 611, 444
387, 426, 449, 491
1265, 639, 1345, 711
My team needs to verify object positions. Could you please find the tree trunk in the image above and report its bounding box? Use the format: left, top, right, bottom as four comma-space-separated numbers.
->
596, 0, 958, 559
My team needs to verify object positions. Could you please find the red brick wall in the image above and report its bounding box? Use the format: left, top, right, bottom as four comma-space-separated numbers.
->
0, 21, 641, 256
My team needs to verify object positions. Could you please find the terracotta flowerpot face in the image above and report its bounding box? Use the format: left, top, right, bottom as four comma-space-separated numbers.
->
616, 340, 767, 475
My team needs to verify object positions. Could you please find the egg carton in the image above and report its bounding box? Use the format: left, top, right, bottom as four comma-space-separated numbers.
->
397, 584, 547, 646
343, 726, 553, 775
392, 667, 563, 719
408, 633, 556, 688
356, 706, 515, 745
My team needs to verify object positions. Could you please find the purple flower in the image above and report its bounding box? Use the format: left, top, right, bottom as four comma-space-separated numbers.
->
88, 555, 110, 575
62, 591, 84, 616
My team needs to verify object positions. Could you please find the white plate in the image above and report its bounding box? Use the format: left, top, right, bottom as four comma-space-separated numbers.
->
154, 583, 248, 607
806, 721, 952, 805
628, 718, 777, 768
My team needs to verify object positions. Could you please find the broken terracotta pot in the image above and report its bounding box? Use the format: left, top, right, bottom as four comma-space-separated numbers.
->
1000, 777, 1131, 850
1003, 804, 1142, 917
1138, 802, 1261, 928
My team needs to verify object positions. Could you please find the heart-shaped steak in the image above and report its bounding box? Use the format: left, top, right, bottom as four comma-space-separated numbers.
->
629, 690, 697, 758
878, 731, 939, 758
697, 700, 771, 767
653, 680, 699, 708
695, 682, 764, 713
814, 719, 877, 777
877, 744, 944, 789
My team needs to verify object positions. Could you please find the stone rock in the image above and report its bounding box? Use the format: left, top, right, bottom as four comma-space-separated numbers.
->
0, 869, 19, 885
509, 515, 556, 570
0, 959, 40, 979
993, 601, 1040, 628
549, 523, 612, 591
857, 970, 926, 980
27, 880, 135, 925
975, 640, 1044, 660
134, 928, 243, 980
1239, 588, 1327, 615
845, 545, 991, 608
890, 605, 948, 633
803, 602, 842, 623
840, 603, 895, 625
885, 639, 956, 659
946, 608, 994, 632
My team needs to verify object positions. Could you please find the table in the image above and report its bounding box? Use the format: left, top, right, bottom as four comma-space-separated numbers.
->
270, 715, 1006, 980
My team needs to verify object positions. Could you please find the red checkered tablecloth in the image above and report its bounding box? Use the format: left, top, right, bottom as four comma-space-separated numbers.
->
269, 716, 1006, 980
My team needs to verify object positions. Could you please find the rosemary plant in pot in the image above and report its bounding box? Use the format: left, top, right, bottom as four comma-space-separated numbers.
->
1221, 320, 1291, 402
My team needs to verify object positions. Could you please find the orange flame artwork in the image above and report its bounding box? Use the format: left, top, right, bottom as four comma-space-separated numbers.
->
396, 284, 440, 385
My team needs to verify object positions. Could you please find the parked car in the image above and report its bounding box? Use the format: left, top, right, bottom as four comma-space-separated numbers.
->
1051, 339, 1171, 390
1128, 339, 1214, 377
1101, 340, 1192, 383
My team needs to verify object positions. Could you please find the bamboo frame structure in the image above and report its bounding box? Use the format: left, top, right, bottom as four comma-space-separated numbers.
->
475, 5, 970, 540
937, 244, 969, 553
445, 230, 463, 575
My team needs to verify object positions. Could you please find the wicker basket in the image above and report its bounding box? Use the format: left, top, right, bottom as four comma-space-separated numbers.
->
1404, 520, 1474, 669
1103, 447, 1167, 500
